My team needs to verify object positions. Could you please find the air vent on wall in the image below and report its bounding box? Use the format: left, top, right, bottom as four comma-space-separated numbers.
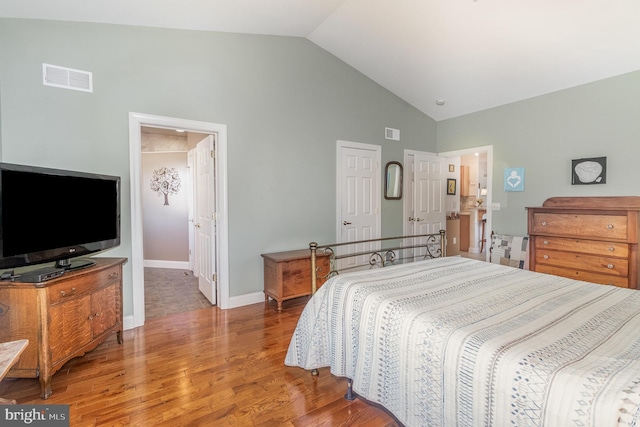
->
42, 63, 93, 93
385, 127, 400, 141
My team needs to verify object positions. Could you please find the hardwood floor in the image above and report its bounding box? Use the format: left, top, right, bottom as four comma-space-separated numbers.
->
0, 298, 399, 427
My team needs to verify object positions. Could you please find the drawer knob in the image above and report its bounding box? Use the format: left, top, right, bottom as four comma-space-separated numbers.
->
543, 255, 549, 260
541, 221, 548, 226
607, 224, 614, 229
608, 247, 615, 252
60, 288, 76, 297
607, 264, 614, 269
543, 240, 549, 245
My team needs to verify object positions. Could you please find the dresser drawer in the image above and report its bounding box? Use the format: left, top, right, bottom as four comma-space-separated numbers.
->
47, 265, 121, 305
531, 213, 628, 240
535, 265, 630, 288
533, 236, 629, 258
535, 249, 628, 277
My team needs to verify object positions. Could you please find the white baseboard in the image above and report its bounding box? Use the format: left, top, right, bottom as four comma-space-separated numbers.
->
143, 260, 190, 269
225, 291, 265, 309
124, 315, 136, 331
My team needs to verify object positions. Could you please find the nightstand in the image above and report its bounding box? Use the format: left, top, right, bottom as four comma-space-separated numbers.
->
261, 249, 331, 311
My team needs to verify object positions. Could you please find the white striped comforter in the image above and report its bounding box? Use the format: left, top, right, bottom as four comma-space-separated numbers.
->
285, 257, 640, 427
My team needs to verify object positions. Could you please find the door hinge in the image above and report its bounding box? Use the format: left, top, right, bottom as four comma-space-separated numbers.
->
212, 273, 217, 282
210, 150, 215, 159
211, 212, 217, 220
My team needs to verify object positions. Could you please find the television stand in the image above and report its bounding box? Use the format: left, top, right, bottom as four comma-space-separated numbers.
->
0, 257, 127, 399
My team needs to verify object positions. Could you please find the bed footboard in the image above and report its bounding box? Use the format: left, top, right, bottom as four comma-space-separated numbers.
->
309, 230, 446, 294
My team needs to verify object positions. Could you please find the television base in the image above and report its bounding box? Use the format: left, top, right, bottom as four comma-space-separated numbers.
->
55, 258, 97, 271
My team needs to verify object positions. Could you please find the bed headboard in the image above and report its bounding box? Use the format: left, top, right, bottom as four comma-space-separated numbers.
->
309, 230, 446, 294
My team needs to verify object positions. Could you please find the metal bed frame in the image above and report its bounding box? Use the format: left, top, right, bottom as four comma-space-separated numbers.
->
309, 230, 447, 295
306, 230, 447, 399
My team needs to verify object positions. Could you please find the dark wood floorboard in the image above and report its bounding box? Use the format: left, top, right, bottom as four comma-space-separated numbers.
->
0, 298, 399, 426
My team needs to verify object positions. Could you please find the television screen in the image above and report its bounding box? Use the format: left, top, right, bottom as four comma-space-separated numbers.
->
0, 162, 121, 271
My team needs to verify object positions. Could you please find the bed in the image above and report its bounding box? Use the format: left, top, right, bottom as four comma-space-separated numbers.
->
285, 255, 640, 427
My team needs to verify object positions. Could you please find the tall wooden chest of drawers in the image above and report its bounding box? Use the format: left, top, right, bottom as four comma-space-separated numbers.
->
528, 197, 640, 289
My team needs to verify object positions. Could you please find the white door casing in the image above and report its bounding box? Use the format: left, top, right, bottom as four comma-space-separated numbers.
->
128, 112, 229, 329
195, 135, 216, 305
337, 140, 381, 270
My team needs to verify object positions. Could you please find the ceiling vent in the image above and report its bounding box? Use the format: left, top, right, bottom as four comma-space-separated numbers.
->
385, 127, 400, 141
42, 63, 93, 93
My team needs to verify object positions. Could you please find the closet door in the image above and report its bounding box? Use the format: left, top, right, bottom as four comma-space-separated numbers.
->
337, 141, 381, 271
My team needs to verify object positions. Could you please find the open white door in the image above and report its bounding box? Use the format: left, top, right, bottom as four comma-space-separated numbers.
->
404, 151, 446, 259
337, 140, 381, 270
195, 135, 216, 305
187, 150, 196, 274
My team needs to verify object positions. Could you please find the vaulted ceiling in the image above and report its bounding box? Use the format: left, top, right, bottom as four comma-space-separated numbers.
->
1, 0, 639, 121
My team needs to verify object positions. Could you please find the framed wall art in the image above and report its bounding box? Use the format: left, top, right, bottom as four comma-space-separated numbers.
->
572, 156, 606, 185
447, 178, 456, 195
504, 168, 525, 192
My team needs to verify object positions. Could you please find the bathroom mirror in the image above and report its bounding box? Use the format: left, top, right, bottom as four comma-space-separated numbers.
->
384, 161, 403, 200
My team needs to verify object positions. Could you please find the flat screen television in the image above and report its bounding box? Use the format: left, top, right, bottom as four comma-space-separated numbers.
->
0, 162, 121, 274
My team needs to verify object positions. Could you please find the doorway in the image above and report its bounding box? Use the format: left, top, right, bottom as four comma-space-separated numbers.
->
139, 127, 214, 319
439, 145, 493, 262
128, 113, 229, 329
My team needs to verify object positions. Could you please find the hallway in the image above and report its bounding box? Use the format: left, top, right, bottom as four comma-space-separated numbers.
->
144, 267, 211, 319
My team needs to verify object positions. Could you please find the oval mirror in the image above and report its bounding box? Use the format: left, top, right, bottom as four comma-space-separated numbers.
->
384, 161, 403, 200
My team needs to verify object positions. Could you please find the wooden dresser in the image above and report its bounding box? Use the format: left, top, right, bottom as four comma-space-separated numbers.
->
528, 197, 640, 289
0, 257, 126, 399
262, 249, 330, 311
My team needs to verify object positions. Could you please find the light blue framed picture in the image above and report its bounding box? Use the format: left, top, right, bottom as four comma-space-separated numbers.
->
504, 168, 524, 192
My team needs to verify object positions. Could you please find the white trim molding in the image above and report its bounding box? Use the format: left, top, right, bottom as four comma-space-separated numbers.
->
128, 112, 230, 329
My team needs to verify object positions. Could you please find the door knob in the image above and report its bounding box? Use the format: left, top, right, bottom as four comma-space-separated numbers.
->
343, 221, 352, 225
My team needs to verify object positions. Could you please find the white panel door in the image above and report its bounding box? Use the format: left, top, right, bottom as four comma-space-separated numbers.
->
187, 150, 196, 274
408, 153, 445, 258
338, 141, 381, 270
195, 135, 216, 305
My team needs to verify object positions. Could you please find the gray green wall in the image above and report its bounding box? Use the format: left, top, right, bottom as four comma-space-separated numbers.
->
0, 19, 437, 314
437, 71, 640, 236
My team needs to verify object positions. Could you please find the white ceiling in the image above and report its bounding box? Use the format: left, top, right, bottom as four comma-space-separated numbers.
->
1, 0, 639, 121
